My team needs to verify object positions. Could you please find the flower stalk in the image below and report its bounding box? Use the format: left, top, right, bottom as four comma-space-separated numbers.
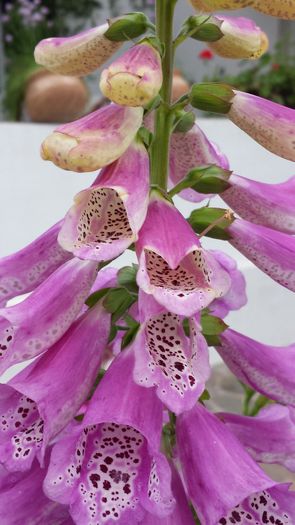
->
150, 0, 178, 190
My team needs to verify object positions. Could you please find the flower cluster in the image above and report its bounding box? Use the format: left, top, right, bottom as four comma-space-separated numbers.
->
1, 1, 295, 524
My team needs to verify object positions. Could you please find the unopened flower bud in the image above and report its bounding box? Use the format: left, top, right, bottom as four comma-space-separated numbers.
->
34, 23, 123, 76
41, 104, 143, 172
100, 42, 163, 107
209, 16, 269, 60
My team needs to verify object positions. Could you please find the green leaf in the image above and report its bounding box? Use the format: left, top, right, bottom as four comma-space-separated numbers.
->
201, 313, 228, 336
190, 83, 234, 114
188, 207, 235, 240
173, 110, 195, 133
103, 288, 136, 323
117, 265, 139, 295
105, 12, 150, 41
85, 287, 110, 308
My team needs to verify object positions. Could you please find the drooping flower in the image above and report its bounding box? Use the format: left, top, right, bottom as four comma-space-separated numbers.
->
228, 218, 295, 292
0, 457, 73, 524
44, 349, 175, 524
136, 193, 231, 316
0, 301, 110, 472
209, 16, 268, 59
208, 250, 247, 319
0, 220, 71, 307
176, 402, 294, 525
228, 91, 295, 161
0, 258, 98, 375
34, 23, 123, 76
41, 104, 144, 172
100, 41, 163, 107
220, 404, 295, 473
131, 291, 210, 414
58, 140, 149, 261
216, 328, 295, 406
188, 0, 250, 12
222, 173, 295, 234
169, 123, 229, 202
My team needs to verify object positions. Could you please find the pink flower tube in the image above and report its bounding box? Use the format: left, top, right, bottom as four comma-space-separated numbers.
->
41, 104, 144, 172
100, 42, 163, 107
228, 91, 295, 162
209, 16, 268, 59
136, 193, 231, 316
188, 0, 295, 19
0, 220, 71, 307
58, 140, 150, 261
222, 173, 295, 234
34, 23, 122, 76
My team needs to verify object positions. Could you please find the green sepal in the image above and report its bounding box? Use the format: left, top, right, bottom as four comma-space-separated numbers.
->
103, 287, 137, 323
184, 15, 223, 42
201, 312, 228, 336
190, 83, 234, 114
204, 333, 221, 346
188, 206, 235, 240
121, 318, 140, 350
105, 12, 150, 41
85, 287, 110, 308
173, 110, 195, 133
117, 265, 139, 295
199, 388, 211, 401
170, 164, 232, 196
139, 36, 165, 56
137, 127, 154, 149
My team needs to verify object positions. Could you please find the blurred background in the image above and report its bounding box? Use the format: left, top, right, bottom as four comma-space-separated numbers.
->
0, 0, 294, 122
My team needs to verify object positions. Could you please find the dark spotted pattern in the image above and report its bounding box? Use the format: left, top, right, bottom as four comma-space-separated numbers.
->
75, 188, 133, 250
144, 312, 197, 396
0, 325, 14, 358
219, 490, 291, 524
145, 249, 212, 294
12, 418, 44, 461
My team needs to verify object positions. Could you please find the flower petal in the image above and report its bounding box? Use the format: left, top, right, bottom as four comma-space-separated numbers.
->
0, 301, 110, 472
132, 293, 210, 414
136, 195, 231, 316
100, 42, 163, 107
229, 91, 295, 161
0, 220, 71, 307
34, 23, 122, 76
209, 250, 247, 318
58, 140, 149, 261
229, 218, 295, 292
0, 258, 98, 374
210, 16, 268, 59
177, 403, 275, 525
169, 123, 229, 203
220, 404, 295, 473
41, 104, 144, 172
45, 350, 175, 523
217, 328, 295, 406
0, 457, 73, 524
222, 174, 295, 234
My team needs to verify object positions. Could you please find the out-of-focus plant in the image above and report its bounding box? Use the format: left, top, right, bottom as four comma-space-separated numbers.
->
203, 39, 295, 109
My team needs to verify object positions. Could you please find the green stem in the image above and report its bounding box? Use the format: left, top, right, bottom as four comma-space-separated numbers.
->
150, 0, 177, 190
